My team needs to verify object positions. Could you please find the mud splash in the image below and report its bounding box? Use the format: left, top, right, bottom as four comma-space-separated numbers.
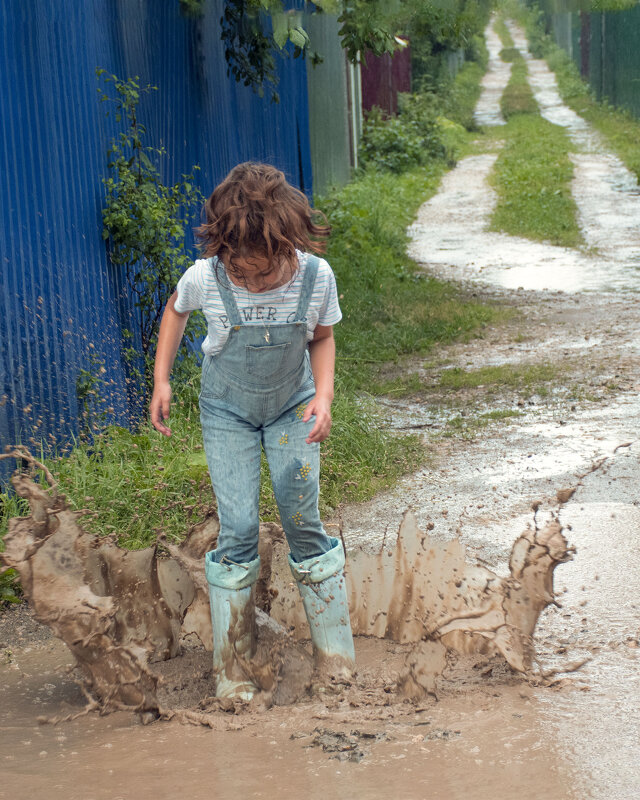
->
1, 450, 573, 721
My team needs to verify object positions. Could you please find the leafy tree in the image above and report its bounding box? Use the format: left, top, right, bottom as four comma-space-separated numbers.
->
211, 0, 400, 101
207, 0, 490, 101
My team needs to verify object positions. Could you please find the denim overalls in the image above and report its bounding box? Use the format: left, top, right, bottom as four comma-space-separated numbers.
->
199, 256, 334, 565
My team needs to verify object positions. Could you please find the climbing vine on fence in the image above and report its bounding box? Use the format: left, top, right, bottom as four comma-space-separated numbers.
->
97, 70, 205, 391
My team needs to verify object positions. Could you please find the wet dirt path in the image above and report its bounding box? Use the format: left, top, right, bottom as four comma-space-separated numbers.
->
339, 15, 640, 798
2, 18, 640, 800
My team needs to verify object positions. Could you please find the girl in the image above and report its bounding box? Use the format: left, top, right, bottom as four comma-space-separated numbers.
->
150, 162, 355, 701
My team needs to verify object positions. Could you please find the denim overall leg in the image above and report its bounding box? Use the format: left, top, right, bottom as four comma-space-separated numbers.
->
199, 256, 333, 564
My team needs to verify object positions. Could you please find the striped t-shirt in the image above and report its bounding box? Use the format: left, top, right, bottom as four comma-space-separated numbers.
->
174, 251, 342, 356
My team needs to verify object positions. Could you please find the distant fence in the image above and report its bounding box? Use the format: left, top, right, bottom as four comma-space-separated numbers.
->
544, 5, 640, 118
360, 47, 412, 116
0, 0, 315, 482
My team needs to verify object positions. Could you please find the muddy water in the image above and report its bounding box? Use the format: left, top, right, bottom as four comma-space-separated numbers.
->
1, 635, 585, 800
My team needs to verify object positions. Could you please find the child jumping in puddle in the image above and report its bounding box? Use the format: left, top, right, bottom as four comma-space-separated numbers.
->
150, 162, 355, 700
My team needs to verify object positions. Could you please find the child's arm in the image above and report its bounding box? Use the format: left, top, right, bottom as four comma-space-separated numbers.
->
303, 324, 335, 444
150, 291, 191, 437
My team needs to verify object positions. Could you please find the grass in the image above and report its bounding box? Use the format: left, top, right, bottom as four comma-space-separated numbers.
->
443, 408, 522, 439
370, 372, 426, 398
500, 56, 538, 119
438, 362, 558, 390
490, 113, 583, 248
366, 358, 557, 399
493, 15, 514, 48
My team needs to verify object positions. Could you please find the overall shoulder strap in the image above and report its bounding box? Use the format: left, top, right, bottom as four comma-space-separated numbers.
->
293, 254, 319, 321
210, 257, 242, 326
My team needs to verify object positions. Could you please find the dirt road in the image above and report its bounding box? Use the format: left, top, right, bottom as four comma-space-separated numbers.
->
2, 18, 639, 800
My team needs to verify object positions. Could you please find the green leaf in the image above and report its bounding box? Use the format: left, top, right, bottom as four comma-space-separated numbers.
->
289, 26, 309, 49
272, 11, 289, 49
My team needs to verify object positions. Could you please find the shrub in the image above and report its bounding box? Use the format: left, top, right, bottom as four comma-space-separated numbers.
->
359, 96, 445, 173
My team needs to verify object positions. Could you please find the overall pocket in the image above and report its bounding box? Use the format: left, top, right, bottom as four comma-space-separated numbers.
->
199, 356, 228, 400
245, 342, 291, 379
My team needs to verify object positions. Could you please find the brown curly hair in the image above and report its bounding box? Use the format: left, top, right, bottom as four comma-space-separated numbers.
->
195, 162, 330, 282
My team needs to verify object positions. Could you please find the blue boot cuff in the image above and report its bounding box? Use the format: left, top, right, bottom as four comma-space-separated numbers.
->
204, 552, 261, 590
288, 537, 345, 584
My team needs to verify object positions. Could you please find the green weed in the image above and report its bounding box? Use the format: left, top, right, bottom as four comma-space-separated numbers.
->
0, 568, 21, 606
480, 409, 522, 420
499, 47, 520, 63
371, 372, 425, 398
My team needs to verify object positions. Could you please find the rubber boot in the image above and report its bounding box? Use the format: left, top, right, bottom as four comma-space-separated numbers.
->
288, 537, 355, 683
204, 552, 260, 701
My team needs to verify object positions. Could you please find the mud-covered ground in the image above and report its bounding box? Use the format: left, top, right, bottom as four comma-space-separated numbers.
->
2, 18, 640, 800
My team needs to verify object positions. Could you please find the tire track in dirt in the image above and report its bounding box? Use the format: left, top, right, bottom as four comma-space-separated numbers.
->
474, 17, 511, 127
342, 17, 640, 556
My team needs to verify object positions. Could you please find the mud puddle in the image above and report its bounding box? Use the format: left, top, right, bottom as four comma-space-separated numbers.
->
1, 617, 587, 800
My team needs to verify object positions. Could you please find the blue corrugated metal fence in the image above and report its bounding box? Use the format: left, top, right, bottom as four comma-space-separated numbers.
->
0, 0, 313, 479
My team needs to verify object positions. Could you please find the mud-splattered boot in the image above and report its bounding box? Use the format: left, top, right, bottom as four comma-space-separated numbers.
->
204, 553, 260, 701
288, 538, 355, 686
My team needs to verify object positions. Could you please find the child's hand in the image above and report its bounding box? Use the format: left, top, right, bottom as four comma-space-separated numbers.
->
150, 381, 173, 437
303, 396, 332, 443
